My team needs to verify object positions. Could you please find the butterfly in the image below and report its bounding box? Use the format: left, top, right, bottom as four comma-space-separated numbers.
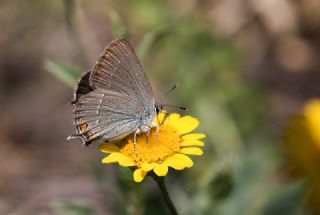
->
67, 39, 162, 148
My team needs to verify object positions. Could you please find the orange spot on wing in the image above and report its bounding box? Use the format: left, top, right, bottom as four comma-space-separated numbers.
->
79, 123, 88, 132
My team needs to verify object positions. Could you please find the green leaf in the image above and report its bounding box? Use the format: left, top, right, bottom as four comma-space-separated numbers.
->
43, 59, 80, 87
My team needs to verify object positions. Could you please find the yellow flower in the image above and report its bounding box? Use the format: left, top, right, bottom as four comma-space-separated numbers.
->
99, 111, 205, 182
283, 99, 320, 211
304, 100, 320, 150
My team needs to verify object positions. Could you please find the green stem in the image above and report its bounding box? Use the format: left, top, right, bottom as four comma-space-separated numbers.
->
152, 175, 179, 215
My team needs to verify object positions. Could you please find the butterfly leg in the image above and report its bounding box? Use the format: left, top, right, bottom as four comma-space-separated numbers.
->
149, 122, 159, 138
141, 125, 151, 146
134, 128, 141, 152
146, 129, 150, 147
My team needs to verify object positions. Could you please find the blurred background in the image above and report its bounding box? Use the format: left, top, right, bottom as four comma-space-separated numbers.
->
1, 0, 320, 214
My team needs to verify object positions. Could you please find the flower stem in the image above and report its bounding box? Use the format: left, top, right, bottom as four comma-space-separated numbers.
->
152, 175, 179, 215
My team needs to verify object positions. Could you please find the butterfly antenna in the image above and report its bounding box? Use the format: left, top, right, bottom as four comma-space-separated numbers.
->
156, 110, 170, 125
156, 114, 161, 124
161, 104, 188, 111
164, 83, 179, 97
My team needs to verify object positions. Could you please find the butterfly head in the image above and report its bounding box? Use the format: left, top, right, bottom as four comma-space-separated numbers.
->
155, 103, 164, 115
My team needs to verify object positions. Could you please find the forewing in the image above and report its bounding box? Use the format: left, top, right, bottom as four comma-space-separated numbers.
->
90, 39, 154, 111
71, 88, 142, 145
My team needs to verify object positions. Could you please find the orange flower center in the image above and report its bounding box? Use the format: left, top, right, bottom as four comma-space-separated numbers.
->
120, 125, 180, 165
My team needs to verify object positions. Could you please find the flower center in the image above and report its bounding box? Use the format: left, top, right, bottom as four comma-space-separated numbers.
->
120, 125, 180, 165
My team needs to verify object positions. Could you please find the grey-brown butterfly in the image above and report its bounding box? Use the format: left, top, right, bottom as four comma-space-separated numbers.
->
67, 39, 161, 147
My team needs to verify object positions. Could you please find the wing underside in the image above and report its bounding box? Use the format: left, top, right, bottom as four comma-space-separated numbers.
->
90, 39, 154, 111
71, 89, 144, 145
70, 39, 155, 145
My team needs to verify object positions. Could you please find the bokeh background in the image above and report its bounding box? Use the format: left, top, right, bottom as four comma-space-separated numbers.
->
1, 0, 320, 214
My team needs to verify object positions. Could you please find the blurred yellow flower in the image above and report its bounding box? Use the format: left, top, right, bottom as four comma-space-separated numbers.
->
304, 100, 320, 150
284, 99, 320, 210
99, 111, 205, 182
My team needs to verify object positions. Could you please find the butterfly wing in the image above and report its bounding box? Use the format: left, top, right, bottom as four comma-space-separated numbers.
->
69, 39, 156, 145
70, 88, 144, 145
90, 39, 155, 114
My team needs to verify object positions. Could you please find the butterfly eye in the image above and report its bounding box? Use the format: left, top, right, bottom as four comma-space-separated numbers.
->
155, 105, 163, 114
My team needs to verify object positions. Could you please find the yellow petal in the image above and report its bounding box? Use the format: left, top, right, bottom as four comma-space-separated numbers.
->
180, 140, 205, 147
182, 133, 206, 141
164, 153, 193, 170
180, 147, 203, 155
102, 153, 135, 166
154, 110, 167, 125
99, 143, 120, 153
141, 162, 155, 172
133, 168, 147, 182
163, 113, 180, 125
154, 163, 168, 176
118, 157, 136, 166
102, 153, 121, 163
172, 116, 199, 135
